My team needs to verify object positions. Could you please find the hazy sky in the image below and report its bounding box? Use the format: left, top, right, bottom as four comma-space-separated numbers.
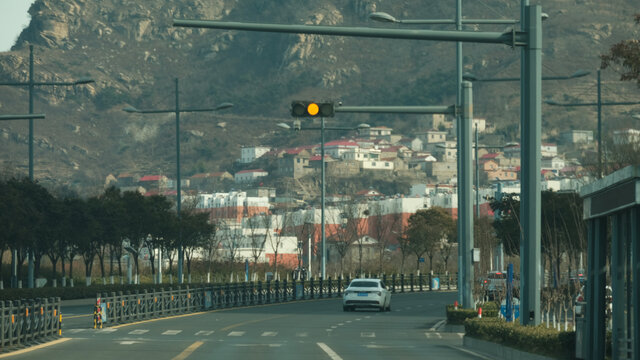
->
0, 0, 37, 52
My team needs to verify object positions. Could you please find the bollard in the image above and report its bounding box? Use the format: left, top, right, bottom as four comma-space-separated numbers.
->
478, 307, 482, 318
454, 300, 459, 310
410, 273, 414, 292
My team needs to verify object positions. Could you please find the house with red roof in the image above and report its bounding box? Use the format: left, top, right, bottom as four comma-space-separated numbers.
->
138, 175, 170, 191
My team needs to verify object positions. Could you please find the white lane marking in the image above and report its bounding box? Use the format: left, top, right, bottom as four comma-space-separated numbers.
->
228, 331, 245, 336
430, 320, 446, 332
261, 331, 277, 337
355, 318, 361, 321
365, 344, 416, 349
195, 330, 214, 336
129, 329, 149, 335
99, 328, 117, 333
296, 332, 308, 337
436, 333, 442, 339
119, 341, 140, 345
331, 326, 337, 329
361, 332, 376, 338
346, 321, 352, 323
338, 323, 344, 326
448, 345, 494, 360
162, 330, 182, 335
317, 342, 344, 360
365, 316, 371, 319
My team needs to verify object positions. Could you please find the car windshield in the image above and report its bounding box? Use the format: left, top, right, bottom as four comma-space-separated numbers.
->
349, 281, 379, 288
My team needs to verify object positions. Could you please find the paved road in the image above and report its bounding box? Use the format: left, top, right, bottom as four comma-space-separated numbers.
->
12, 291, 488, 360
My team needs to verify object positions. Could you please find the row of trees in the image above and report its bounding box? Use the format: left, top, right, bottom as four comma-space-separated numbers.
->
0, 177, 214, 283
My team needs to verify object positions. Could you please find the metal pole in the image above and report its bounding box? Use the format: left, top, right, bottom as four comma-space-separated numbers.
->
461, 81, 474, 308
456, 0, 465, 306
521, 5, 542, 326
321, 117, 326, 279
27, 45, 35, 289
597, 69, 602, 178
475, 124, 480, 218
308, 232, 312, 278
176, 78, 184, 284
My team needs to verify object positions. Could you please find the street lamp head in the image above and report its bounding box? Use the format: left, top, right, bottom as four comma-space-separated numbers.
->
122, 106, 141, 113
462, 72, 478, 82
276, 122, 291, 130
369, 12, 398, 23
541, 12, 549, 21
357, 123, 370, 130
569, 70, 590, 79
543, 99, 560, 106
74, 77, 95, 85
215, 102, 234, 110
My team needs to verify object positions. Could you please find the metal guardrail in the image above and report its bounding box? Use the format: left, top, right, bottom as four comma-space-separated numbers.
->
0, 298, 62, 350
98, 273, 457, 325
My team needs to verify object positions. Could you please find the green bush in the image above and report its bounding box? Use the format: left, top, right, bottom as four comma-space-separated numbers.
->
464, 317, 575, 359
446, 302, 499, 325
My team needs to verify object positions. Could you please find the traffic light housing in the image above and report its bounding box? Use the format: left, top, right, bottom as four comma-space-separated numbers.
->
291, 101, 335, 117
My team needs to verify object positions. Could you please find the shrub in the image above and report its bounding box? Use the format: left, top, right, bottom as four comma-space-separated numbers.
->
446, 302, 499, 325
464, 317, 575, 359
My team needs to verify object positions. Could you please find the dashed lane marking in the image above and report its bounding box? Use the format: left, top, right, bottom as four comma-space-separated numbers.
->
261, 331, 277, 337
195, 330, 214, 336
228, 331, 245, 336
129, 329, 149, 335
162, 330, 182, 335
172, 341, 204, 360
361, 332, 376, 338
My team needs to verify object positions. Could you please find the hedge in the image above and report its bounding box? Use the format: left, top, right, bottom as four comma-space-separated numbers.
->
464, 317, 575, 359
446, 302, 499, 325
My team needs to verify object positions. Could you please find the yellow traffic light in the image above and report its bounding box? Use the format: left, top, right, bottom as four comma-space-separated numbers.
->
291, 101, 335, 117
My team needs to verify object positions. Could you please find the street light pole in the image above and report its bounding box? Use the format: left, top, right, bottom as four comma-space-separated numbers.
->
0, 44, 93, 289
123, 79, 232, 284
545, 69, 640, 178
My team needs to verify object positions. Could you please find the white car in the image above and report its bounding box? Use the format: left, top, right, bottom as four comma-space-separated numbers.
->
342, 279, 391, 312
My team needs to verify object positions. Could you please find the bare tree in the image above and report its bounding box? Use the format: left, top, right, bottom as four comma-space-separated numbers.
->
266, 211, 293, 275
370, 202, 401, 274
247, 214, 268, 273
327, 206, 357, 275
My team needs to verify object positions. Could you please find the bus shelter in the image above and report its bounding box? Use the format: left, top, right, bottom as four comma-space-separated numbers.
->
580, 165, 639, 360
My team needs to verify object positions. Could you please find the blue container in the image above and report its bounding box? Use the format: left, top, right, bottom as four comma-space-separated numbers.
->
431, 277, 440, 290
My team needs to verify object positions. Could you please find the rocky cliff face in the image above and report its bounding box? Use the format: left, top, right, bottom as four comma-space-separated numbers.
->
0, 0, 637, 195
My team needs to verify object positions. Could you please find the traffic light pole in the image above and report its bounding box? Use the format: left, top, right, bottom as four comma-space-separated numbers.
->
175, 7, 541, 321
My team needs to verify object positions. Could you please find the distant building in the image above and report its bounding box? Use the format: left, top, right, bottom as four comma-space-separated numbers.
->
234, 169, 268, 183
359, 126, 393, 139
240, 146, 271, 164
560, 130, 593, 144
138, 175, 170, 191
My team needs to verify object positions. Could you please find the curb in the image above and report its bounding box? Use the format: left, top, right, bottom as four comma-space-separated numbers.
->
463, 336, 555, 360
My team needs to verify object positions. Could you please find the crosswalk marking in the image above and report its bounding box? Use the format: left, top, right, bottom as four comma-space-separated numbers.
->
162, 330, 182, 335
129, 329, 149, 335
195, 330, 214, 336
99, 328, 118, 333
361, 332, 376, 338
296, 332, 308, 337
228, 331, 245, 336
261, 331, 277, 337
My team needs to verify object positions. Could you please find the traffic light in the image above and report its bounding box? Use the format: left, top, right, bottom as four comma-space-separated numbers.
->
291, 101, 335, 117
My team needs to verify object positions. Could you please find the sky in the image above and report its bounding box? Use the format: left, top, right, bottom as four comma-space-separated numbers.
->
0, 0, 37, 52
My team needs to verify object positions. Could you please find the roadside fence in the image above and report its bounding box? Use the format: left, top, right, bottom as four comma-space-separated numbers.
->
98, 273, 457, 326
0, 298, 61, 350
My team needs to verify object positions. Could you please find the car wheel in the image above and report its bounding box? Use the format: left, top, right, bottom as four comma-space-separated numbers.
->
386, 304, 391, 312
379, 305, 385, 312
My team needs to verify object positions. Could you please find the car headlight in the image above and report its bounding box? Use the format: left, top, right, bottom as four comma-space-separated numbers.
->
377, 291, 382, 296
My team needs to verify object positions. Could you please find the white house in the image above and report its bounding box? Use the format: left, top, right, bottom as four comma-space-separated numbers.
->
324, 140, 360, 158
234, 169, 268, 183
541, 156, 566, 171
240, 146, 271, 164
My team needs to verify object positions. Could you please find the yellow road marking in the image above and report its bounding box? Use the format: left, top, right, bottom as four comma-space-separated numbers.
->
0, 338, 72, 358
172, 341, 204, 360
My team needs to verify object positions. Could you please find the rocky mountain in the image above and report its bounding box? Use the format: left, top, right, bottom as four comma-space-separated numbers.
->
0, 0, 638, 195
